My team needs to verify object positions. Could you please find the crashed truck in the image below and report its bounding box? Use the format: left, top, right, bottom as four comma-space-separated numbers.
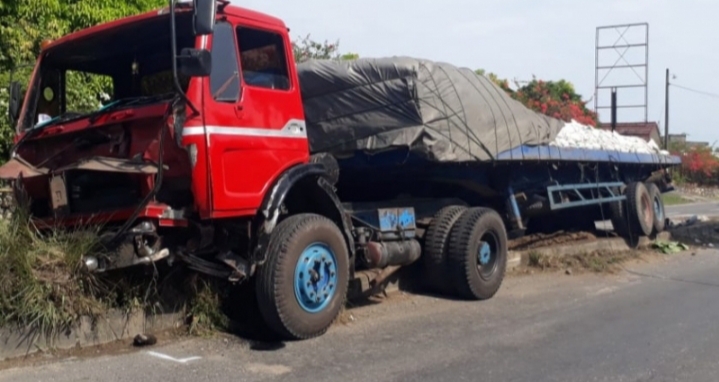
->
2, 1, 680, 340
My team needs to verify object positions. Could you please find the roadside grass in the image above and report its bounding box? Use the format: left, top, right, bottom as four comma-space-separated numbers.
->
525, 249, 650, 274
0, 206, 111, 338
0, 199, 226, 342
185, 277, 229, 336
661, 193, 691, 206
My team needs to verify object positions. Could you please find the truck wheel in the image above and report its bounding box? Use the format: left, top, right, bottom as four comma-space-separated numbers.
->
255, 214, 349, 340
447, 208, 508, 300
646, 182, 666, 233
609, 201, 630, 237
423, 205, 467, 294
625, 182, 654, 236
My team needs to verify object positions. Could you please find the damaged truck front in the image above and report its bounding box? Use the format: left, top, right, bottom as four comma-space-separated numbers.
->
2, 3, 214, 273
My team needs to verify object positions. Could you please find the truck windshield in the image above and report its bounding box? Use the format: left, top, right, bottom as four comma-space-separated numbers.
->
21, 12, 195, 131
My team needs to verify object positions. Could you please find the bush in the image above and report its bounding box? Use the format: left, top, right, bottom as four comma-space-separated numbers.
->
670, 144, 719, 186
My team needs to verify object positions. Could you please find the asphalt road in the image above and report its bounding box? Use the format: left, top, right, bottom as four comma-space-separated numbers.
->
3, 249, 719, 381
665, 201, 719, 219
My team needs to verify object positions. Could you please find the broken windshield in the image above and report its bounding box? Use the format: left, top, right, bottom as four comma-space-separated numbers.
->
21, 12, 196, 131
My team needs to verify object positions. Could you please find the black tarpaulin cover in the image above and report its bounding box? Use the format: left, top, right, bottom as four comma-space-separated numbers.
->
297, 56, 565, 162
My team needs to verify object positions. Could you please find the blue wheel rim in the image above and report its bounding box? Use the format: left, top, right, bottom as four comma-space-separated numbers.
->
479, 242, 492, 265
294, 243, 338, 313
477, 232, 499, 280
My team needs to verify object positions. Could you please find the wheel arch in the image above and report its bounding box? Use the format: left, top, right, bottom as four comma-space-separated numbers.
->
253, 163, 354, 265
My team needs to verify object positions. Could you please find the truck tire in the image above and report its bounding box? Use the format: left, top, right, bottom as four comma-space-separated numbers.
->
423, 205, 467, 294
255, 213, 349, 340
646, 182, 666, 233
609, 201, 630, 237
447, 207, 508, 300
625, 181, 654, 236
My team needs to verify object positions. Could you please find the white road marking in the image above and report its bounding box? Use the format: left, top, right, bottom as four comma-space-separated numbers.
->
146, 351, 202, 364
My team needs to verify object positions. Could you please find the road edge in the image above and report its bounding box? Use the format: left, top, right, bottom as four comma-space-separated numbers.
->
0, 309, 184, 361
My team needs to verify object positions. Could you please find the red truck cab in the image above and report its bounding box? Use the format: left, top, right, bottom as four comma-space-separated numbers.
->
5, 3, 308, 223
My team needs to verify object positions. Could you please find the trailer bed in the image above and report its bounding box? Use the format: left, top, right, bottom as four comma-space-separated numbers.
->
496, 145, 681, 166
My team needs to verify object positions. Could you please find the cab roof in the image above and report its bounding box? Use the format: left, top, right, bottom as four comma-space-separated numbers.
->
43, 3, 286, 52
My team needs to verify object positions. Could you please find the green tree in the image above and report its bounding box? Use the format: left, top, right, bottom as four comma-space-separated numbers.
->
0, 0, 166, 161
292, 34, 358, 63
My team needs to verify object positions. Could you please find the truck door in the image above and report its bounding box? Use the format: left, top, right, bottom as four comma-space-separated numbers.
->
202, 18, 308, 216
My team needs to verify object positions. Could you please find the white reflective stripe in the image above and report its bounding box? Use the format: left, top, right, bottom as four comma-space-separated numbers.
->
182, 119, 307, 139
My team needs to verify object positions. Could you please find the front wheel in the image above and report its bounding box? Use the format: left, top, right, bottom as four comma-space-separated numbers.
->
255, 214, 349, 340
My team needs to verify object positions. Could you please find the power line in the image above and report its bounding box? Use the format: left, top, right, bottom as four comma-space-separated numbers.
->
671, 83, 719, 99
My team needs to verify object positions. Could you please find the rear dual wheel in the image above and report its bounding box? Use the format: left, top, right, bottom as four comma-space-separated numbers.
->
423, 206, 508, 300
423, 205, 467, 294
447, 208, 508, 300
646, 183, 666, 233
611, 182, 664, 237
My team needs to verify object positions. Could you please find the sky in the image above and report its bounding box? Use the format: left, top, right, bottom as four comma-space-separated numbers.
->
234, 0, 719, 146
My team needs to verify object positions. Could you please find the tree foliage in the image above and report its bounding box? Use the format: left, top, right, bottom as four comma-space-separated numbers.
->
291, 34, 359, 63
475, 70, 598, 126
0, 0, 167, 160
669, 142, 719, 185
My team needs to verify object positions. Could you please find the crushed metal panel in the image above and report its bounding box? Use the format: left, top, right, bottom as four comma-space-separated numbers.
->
54, 156, 163, 174
0, 158, 48, 180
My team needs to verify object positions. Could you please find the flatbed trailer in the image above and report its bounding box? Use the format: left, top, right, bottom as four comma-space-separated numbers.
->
2, 1, 681, 341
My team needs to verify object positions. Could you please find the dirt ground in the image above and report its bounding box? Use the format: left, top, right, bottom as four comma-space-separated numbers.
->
509, 231, 599, 250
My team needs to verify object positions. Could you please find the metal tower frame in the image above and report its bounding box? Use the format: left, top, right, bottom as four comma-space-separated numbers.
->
594, 23, 649, 122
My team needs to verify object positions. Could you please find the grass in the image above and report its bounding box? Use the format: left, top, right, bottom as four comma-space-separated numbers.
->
185, 277, 229, 336
0, 198, 223, 342
661, 193, 692, 206
0, 206, 110, 337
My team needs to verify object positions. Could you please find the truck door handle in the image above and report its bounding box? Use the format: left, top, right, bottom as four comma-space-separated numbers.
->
235, 105, 244, 111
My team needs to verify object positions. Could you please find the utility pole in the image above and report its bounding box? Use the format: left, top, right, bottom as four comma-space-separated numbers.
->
664, 68, 670, 150
611, 87, 617, 133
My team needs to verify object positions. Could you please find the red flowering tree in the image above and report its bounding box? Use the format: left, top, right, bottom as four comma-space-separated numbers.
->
475, 70, 599, 126
670, 143, 719, 185
512, 79, 598, 126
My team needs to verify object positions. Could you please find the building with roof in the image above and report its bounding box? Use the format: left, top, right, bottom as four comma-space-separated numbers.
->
598, 121, 661, 146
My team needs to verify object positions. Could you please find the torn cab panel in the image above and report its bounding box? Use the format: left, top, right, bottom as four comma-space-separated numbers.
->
0, 106, 193, 222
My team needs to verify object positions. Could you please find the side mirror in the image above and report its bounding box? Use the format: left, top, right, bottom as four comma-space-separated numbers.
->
193, 0, 216, 36
178, 48, 212, 77
7, 82, 23, 125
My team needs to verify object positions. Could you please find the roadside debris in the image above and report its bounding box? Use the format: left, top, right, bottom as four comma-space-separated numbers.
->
668, 219, 719, 247
668, 215, 710, 229
133, 334, 158, 347
652, 241, 689, 254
